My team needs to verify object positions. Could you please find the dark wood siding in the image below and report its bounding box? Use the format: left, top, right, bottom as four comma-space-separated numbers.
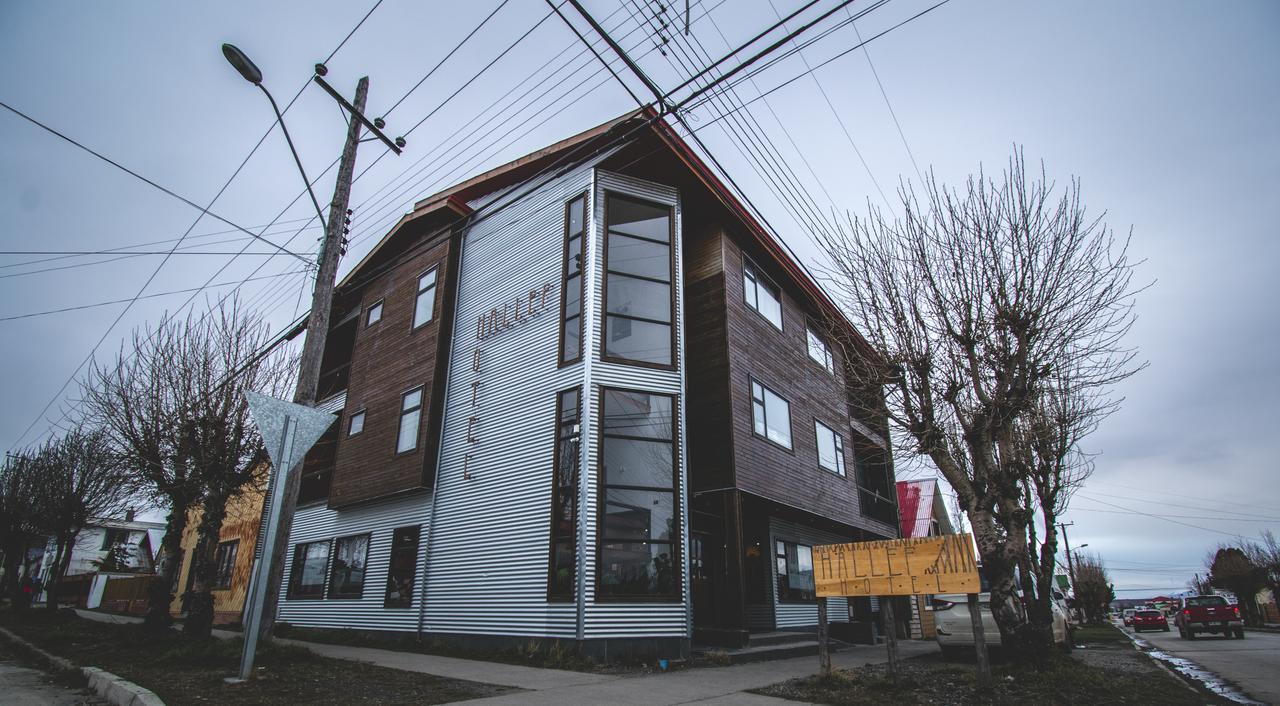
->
682, 223, 733, 493
329, 237, 452, 507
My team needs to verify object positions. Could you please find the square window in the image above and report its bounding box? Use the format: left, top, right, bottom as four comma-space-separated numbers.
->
366, 301, 383, 326
348, 409, 365, 436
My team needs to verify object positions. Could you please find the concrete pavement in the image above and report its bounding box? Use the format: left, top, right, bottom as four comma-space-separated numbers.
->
1126, 623, 1279, 705
0, 642, 106, 706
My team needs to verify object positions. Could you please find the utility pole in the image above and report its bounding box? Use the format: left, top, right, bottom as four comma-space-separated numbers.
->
1059, 522, 1077, 591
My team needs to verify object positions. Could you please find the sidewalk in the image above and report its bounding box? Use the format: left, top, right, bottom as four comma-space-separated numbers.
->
72, 609, 937, 703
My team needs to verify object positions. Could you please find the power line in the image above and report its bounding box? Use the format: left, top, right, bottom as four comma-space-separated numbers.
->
847, 11, 924, 183
0, 250, 301, 256
1072, 494, 1257, 539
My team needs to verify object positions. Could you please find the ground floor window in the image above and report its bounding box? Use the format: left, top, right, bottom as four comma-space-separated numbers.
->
288, 540, 330, 599
213, 540, 239, 590
385, 526, 420, 608
598, 388, 681, 599
548, 388, 581, 600
775, 540, 815, 602
329, 534, 371, 599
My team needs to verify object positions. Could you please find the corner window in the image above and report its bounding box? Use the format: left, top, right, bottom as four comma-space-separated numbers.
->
287, 540, 330, 600
807, 326, 834, 373
384, 526, 420, 608
751, 380, 792, 449
213, 540, 239, 590
397, 387, 423, 453
348, 409, 365, 437
599, 388, 680, 599
559, 195, 587, 365
603, 193, 674, 367
413, 268, 438, 329
815, 421, 846, 476
366, 300, 383, 326
548, 388, 581, 599
743, 260, 782, 329
776, 540, 815, 602
329, 533, 371, 599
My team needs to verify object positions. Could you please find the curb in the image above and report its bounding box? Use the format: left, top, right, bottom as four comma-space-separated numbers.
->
0, 626, 165, 706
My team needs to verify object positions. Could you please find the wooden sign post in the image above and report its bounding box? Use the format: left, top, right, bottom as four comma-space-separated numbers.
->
812, 534, 985, 684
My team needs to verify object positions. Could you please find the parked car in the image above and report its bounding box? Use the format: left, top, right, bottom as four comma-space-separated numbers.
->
1175, 595, 1244, 639
933, 592, 1070, 655
1122, 608, 1136, 626
1131, 609, 1169, 632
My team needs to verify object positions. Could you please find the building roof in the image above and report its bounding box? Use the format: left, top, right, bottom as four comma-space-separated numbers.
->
896, 479, 955, 538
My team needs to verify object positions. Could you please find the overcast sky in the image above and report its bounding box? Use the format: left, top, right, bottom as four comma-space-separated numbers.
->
2, 0, 1276, 597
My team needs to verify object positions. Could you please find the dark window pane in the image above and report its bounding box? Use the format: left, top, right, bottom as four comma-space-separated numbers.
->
604, 318, 671, 365
603, 390, 673, 439
604, 489, 675, 541
607, 234, 670, 281
329, 534, 370, 598
290, 541, 329, 599
385, 526, 420, 608
550, 541, 575, 596
608, 196, 669, 242
561, 319, 580, 362
606, 276, 671, 323
566, 236, 582, 277
603, 436, 673, 487
599, 542, 677, 597
563, 274, 581, 317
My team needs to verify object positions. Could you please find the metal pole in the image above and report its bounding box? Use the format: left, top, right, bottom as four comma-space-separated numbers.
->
968, 592, 992, 688
256, 77, 369, 643
235, 415, 297, 681
817, 597, 831, 676
882, 596, 899, 679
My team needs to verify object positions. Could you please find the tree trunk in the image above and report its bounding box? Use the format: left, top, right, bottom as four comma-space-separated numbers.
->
183, 493, 229, 638
44, 535, 70, 613
145, 498, 190, 631
970, 506, 1046, 664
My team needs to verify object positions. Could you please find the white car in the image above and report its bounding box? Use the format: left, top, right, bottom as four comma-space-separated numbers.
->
933, 591, 1070, 655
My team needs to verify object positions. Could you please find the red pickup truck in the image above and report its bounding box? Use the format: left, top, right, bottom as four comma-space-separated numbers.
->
1174, 595, 1244, 639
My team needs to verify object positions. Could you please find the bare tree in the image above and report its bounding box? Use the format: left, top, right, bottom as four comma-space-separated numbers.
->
1189, 572, 1214, 596
1072, 553, 1115, 625
1243, 531, 1280, 618
27, 429, 135, 612
1208, 546, 1266, 627
819, 149, 1142, 660
0, 454, 43, 606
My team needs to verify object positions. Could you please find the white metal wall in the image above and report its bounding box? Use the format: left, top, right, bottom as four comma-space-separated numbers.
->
276, 490, 432, 631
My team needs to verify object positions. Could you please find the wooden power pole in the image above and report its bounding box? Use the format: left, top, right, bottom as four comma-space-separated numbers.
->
255, 77, 368, 642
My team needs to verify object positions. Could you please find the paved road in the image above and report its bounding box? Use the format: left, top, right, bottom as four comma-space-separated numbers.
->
0, 642, 105, 705
1127, 624, 1280, 704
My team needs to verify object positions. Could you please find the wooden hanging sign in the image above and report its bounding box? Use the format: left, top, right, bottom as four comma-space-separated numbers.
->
813, 533, 980, 597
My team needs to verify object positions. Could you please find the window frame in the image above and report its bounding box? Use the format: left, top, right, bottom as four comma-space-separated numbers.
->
384, 525, 421, 608
595, 386, 682, 602
806, 324, 834, 374
546, 387, 582, 601
412, 267, 439, 330
348, 408, 366, 437
327, 532, 372, 600
558, 194, 588, 367
365, 299, 384, 327
599, 191, 677, 371
287, 539, 331, 601
814, 419, 846, 476
212, 539, 239, 590
749, 377, 794, 451
742, 258, 783, 330
396, 386, 424, 455
774, 539, 816, 603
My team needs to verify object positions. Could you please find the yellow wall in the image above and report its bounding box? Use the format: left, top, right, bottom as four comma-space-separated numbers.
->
171, 468, 266, 624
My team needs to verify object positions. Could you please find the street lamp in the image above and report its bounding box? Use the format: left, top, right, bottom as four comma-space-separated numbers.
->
222, 43, 328, 236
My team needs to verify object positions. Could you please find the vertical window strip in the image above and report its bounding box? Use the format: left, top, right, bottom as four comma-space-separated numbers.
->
413, 268, 438, 328
547, 388, 581, 599
397, 386, 423, 453
560, 195, 587, 364
602, 193, 674, 367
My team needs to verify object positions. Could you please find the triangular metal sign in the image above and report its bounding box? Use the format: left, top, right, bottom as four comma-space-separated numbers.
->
246, 391, 336, 470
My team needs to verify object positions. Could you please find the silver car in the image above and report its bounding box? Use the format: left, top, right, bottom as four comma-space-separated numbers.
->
933, 590, 1070, 655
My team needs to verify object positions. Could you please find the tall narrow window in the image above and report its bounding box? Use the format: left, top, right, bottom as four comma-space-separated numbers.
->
559, 195, 587, 365
807, 325, 834, 373
775, 540, 815, 601
366, 300, 383, 326
751, 380, 792, 449
599, 388, 680, 598
397, 386, 423, 453
385, 526, 421, 608
329, 533, 371, 598
814, 420, 846, 476
287, 540, 330, 599
603, 194, 674, 367
413, 268, 438, 328
547, 388, 581, 599
348, 409, 365, 436
743, 260, 782, 329
213, 540, 239, 590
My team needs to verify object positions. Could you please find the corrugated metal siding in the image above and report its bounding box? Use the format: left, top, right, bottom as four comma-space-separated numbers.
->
769, 517, 852, 629
421, 160, 597, 638
580, 170, 689, 638
277, 490, 431, 631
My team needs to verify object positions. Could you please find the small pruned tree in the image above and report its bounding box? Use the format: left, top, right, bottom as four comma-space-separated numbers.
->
28, 429, 135, 611
819, 148, 1143, 661
1072, 553, 1115, 625
0, 454, 43, 607
1242, 531, 1280, 618
1208, 546, 1266, 627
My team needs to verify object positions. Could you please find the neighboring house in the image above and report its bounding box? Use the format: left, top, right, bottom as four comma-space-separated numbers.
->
171, 472, 266, 625
896, 479, 956, 638
277, 110, 899, 659
37, 514, 163, 607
